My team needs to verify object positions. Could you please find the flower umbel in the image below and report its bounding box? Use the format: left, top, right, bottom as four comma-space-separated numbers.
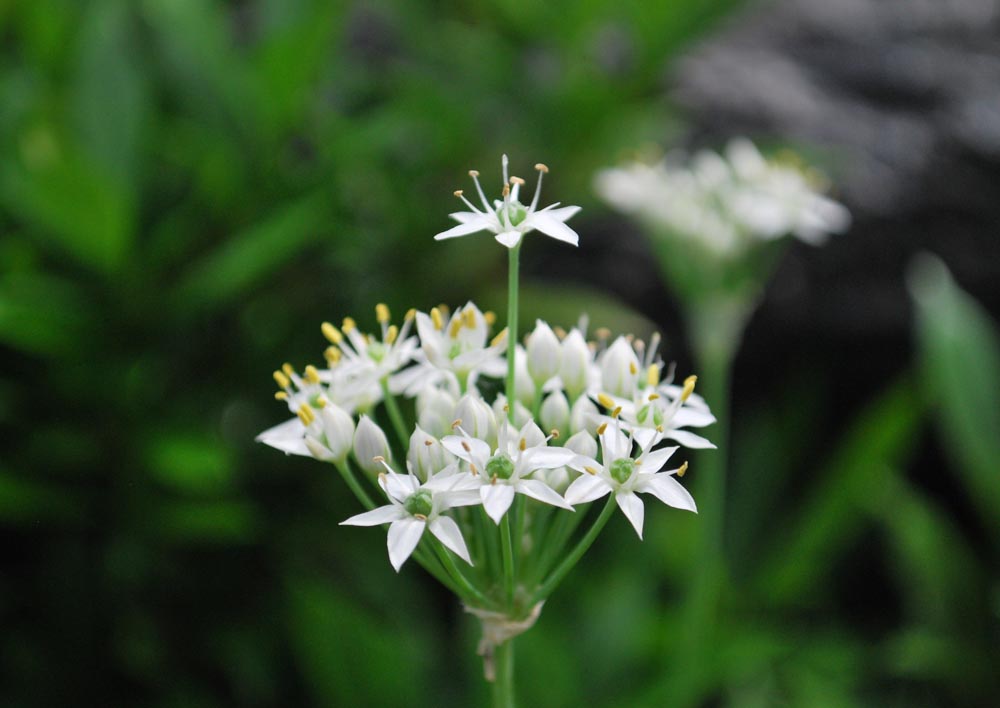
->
435, 155, 581, 249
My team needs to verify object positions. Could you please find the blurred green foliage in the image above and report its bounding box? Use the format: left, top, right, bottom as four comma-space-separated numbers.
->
1, 1, 997, 707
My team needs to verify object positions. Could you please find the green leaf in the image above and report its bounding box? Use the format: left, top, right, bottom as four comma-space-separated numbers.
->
0, 270, 92, 356
144, 431, 235, 495
909, 253, 1000, 540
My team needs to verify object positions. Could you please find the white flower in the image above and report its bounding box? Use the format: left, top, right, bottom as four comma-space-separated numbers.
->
558, 328, 595, 400
416, 385, 459, 438
340, 463, 482, 571
565, 422, 695, 539
454, 393, 498, 447
434, 155, 581, 249
570, 394, 599, 435
598, 336, 641, 398
442, 418, 575, 524
526, 319, 562, 386
353, 415, 392, 474
407, 425, 455, 482
539, 391, 570, 436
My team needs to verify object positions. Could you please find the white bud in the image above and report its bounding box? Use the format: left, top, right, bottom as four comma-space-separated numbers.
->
407, 425, 452, 482
518, 419, 547, 449
564, 429, 598, 459
513, 346, 536, 407
492, 394, 532, 431
559, 329, 592, 400
318, 403, 355, 462
599, 336, 640, 398
353, 415, 391, 475
570, 395, 599, 435
455, 393, 497, 447
526, 320, 561, 386
539, 391, 570, 435
416, 386, 457, 438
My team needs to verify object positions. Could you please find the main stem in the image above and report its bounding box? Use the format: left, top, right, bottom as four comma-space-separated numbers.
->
504, 244, 521, 424
492, 639, 515, 708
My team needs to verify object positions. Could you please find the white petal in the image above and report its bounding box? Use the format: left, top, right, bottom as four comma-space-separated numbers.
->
387, 518, 426, 571
672, 407, 716, 428
615, 492, 645, 538
516, 479, 574, 510
564, 474, 611, 505
481, 484, 516, 524
665, 429, 717, 449
434, 216, 493, 240
448, 210, 483, 224
639, 446, 679, 474
539, 205, 581, 221
601, 425, 631, 461
428, 516, 472, 565
494, 231, 523, 248
521, 446, 576, 470
256, 418, 311, 456
528, 211, 579, 246
637, 473, 697, 512
631, 427, 659, 452
340, 504, 405, 527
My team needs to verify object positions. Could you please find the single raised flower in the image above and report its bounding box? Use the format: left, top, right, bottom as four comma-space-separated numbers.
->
340, 461, 482, 571
434, 155, 581, 249
565, 421, 695, 538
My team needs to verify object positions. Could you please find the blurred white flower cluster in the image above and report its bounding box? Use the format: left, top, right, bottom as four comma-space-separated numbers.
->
594, 138, 850, 258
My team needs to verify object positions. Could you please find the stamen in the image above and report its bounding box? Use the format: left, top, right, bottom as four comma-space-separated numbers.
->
553, 326, 566, 339
629, 361, 637, 375
461, 441, 471, 452
274, 391, 288, 401
648, 393, 660, 401
273, 370, 290, 389
470, 463, 479, 475
519, 438, 526, 451
484, 311, 497, 326
431, 307, 444, 330
375, 303, 390, 324
463, 307, 476, 328
596, 422, 608, 435
404, 308, 416, 321
612, 406, 622, 419
324, 346, 341, 364
584, 466, 598, 476
385, 325, 398, 344
550, 429, 560, 439
647, 364, 660, 387
448, 316, 462, 338
595, 327, 611, 341
534, 163, 549, 174
282, 362, 295, 378
454, 190, 482, 213
321, 322, 343, 344
373, 455, 385, 463
501, 183, 510, 198
424, 439, 434, 446
469, 169, 491, 212
297, 404, 315, 426
468, 170, 480, 177
490, 328, 508, 347
597, 393, 616, 409
677, 461, 688, 478
451, 419, 463, 429
315, 397, 327, 408
413, 513, 427, 521
304, 365, 321, 384
510, 176, 525, 186
681, 375, 697, 401
342, 317, 356, 333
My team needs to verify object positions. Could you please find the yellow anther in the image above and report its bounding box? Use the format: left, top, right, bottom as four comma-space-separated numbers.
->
647, 364, 660, 387
463, 307, 476, 328
510, 176, 525, 186
656, 425, 664, 433
584, 466, 598, 476
535, 163, 549, 173
274, 391, 288, 401
484, 311, 497, 326
324, 346, 341, 364
342, 317, 356, 333
519, 438, 527, 451
595, 327, 611, 340
315, 397, 327, 408
490, 328, 508, 347
404, 308, 416, 321
461, 441, 471, 452
448, 316, 463, 338
550, 429, 560, 439
430, 307, 444, 330
502, 404, 510, 412
385, 325, 398, 344
273, 370, 290, 389
424, 439, 434, 446
553, 326, 566, 339
596, 422, 608, 435
648, 393, 660, 401
470, 463, 479, 475
375, 303, 390, 323
304, 365, 321, 384
501, 184, 510, 197
629, 361, 637, 375
469, 169, 480, 177
321, 321, 342, 344
597, 393, 616, 410
413, 513, 428, 521
677, 461, 688, 478
451, 419, 463, 429
612, 406, 622, 419
453, 189, 464, 197
297, 404, 315, 426
282, 362, 295, 378
681, 375, 697, 402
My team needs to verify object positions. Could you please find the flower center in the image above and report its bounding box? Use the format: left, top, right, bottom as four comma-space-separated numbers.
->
499, 200, 528, 227
609, 457, 634, 485
367, 341, 386, 362
486, 454, 516, 480
404, 490, 433, 517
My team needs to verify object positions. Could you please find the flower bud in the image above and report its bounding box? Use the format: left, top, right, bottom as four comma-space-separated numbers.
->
513, 346, 536, 407
455, 393, 497, 447
539, 391, 570, 436
416, 386, 457, 438
353, 415, 391, 475
564, 429, 598, 459
317, 402, 355, 462
599, 336, 640, 398
570, 395, 599, 435
559, 329, 592, 400
526, 320, 561, 386
407, 425, 452, 482
491, 394, 532, 431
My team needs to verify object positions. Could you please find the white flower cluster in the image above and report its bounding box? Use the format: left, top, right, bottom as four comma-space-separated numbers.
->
258, 305, 713, 571
594, 138, 850, 257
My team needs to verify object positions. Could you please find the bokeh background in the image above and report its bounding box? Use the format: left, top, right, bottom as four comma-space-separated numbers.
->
2, 0, 998, 706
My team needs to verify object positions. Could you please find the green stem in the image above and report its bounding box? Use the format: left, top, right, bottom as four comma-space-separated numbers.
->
334, 459, 375, 510
505, 244, 521, 423
531, 496, 616, 604
413, 546, 464, 596
492, 638, 516, 708
500, 515, 515, 604
431, 539, 495, 609
380, 379, 410, 449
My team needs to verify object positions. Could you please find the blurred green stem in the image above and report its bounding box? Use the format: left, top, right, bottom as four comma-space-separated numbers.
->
531, 496, 616, 604
492, 639, 515, 708
334, 459, 375, 510
505, 245, 521, 422
381, 380, 410, 449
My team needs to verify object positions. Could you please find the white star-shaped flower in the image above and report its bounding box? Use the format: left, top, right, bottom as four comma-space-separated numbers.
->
340, 461, 482, 572
434, 155, 581, 249
442, 417, 575, 524
565, 422, 695, 539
